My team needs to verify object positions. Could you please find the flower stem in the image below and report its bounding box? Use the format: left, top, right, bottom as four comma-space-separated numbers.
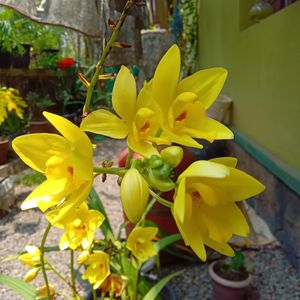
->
47, 262, 73, 290
93, 167, 126, 176
70, 250, 76, 297
136, 197, 157, 227
40, 222, 52, 299
92, 288, 97, 300
83, 0, 135, 115
125, 148, 133, 169
149, 189, 173, 208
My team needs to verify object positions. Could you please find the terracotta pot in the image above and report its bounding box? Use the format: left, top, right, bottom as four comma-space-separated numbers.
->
29, 120, 57, 134
0, 139, 9, 165
208, 261, 251, 300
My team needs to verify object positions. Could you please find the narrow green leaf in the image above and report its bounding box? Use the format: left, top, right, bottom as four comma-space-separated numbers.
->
88, 187, 115, 241
155, 234, 182, 252
143, 271, 183, 300
0, 274, 37, 300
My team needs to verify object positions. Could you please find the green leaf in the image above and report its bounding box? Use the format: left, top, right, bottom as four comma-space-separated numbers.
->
155, 234, 182, 252
143, 271, 183, 300
88, 187, 115, 241
0, 274, 38, 300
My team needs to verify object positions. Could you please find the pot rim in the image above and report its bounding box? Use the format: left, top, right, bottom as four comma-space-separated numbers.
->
208, 260, 251, 288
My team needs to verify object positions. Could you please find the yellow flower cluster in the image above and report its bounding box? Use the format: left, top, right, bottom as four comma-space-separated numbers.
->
0, 87, 27, 125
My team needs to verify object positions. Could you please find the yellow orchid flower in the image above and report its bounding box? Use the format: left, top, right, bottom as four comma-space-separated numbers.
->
36, 285, 55, 300
172, 157, 265, 261
18, 245, 41, 282
143, 44, 233, 148
121, 168, 149, 224
82, 251, 111, 290
18, 245, 41, 268
80, 66, 169, 158
12, 112, 94, 224
49, 202, 105, 250
126, 227, 158, 262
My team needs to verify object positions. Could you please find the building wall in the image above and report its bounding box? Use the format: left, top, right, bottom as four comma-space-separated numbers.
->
198, 0, 300, 173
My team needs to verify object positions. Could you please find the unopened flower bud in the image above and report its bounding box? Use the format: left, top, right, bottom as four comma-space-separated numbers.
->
152, 163, 172, 179
148, 168, 175, 192
160, 146, 183, 167
149, 155, 163, 169
24, 267, 39, 282
77, 251, 90, 265
121, 168, 149, 224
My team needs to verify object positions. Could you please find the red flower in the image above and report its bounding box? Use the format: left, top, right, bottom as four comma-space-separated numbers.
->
58, 57, 75, 69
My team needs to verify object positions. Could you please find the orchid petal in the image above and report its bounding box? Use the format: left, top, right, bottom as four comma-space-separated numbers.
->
179, 161, 229, 181
12, 133, 69, 173
21, 178, 70, 211
209, 157, 238, 168
127, 135, 159, 158
177, 68, 228, 109
112, 66, 136, 123
152, 45, 180, 114
199, 167, 265, 202
80, 109, 129, 139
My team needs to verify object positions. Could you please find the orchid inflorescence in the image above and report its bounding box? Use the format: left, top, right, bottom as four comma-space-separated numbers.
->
10, 44, 265, 300
7, 3, 264, 299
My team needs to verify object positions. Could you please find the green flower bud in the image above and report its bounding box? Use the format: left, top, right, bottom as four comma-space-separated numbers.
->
160, 146, 183, 167
152, 163, 172, 179
148, 168, 175, 192
149, 155, 163, 169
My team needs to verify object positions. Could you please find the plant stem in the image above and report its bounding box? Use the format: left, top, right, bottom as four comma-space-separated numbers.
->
93, 167, 126, 176
149, 189, 173, 208
83, 0, 135, 115
136, 197, 157, 227
70, 250, 76, 297
125, 148, 133, 169
47, 262, 73, 290
40, 222, 52, 299
92, 288, 97, 300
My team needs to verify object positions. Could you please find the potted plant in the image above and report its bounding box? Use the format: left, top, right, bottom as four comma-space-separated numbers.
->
208, 251, 253, 300
0, 86, 27, 164
0, 8, 34, 69
25, 91, 56, 133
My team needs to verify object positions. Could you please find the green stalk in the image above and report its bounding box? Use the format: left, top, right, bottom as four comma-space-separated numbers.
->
136, 197, 157, 227
92, 288, 97, 300
93, 167, 126, 176
125, 148, 133, 169
70, 250, 76, 297
83, 0, 135, 115
149, 189, 173, 208
40, 222, 52, 299
47, 262, 73, 290
132, 261, 141, 300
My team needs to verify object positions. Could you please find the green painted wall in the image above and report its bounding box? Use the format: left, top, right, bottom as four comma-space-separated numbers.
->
198, 0, 300, 172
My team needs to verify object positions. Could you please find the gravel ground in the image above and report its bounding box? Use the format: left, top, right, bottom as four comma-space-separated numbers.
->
0, 138, 300, 300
